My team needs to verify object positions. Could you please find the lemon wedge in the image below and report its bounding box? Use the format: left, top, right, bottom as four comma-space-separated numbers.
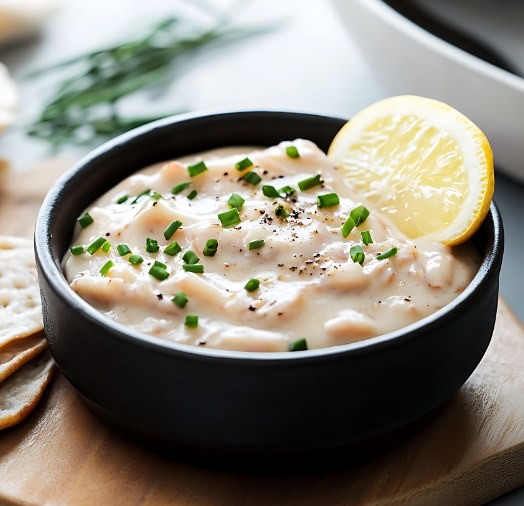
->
328, 95, 494, 245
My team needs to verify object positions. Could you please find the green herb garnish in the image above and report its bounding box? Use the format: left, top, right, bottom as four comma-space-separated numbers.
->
376, 247, 398, 260
218, 208, 241, 228
99, 260, 114, 276
116, 194, 129, 204
28, 13, 258, 149
117, 244, 132, 256
185, 315, 198, 328
262, 185, 280, 198
297, 174, 323, 191
274, 204, 290, 218
164, 220, 182, 240
278, 185, 296, 197
129, 254, 144, 265
289, 338, 308, 351
183, 264, 204, 273
235, 157, 253, 171
172, 291, 189, 308
182, 250, 200, 265
228, 193, 245, 210
203, 239, 218, 257
149, 261, 169, 280
361, 231, 373, 245
248, 239, 265, 250
317, 193, 340, 208
244, 278, 260, 292
146, 237, 159, 253
70, 245, 84, 255
187, 161, 208, 178
87, 237, 107, 255
172, 182, 191, 195
77, 212, 94, 228
286, 145, 300, 159
187, 190, 198, 200
243, 171, 262, 185
164, 241, 182, 256
341, 216, 356, 238
350, 245, 365, 265
101, 241, 111, 253
350, 205, 370, 226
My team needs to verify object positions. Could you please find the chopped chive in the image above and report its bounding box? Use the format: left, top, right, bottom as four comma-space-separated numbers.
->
101, 241, 111, 253
350, 205, 370, 226
116, 194, 128, 204
275, 204, 290, 218
164, 220, 182, 240
289, 338, 308, 351
185, 315, 198, 328
286, 145, 300, 159
203, 239, 219, 257
297, 174, 323, 191
361, 231, 373, 245
262, 185, 280, 198
317, 193, 340, 208
248, 239, 265, 250
99, 260, 114, 276
153, 260, 167, 269
172, 291, 189, 308
218, 208, 241, 228
228, 193, 245, 210
87, 237, 107, 255
129, 254, 144, 265
117, 244, 132, 256
377, 247, 398, 260
150, 191, 162, 200
243, 171, 262, 185
70, 245, 84, 255
187, 160, 208, 177
172, 182, 191, 194
278, 185, 296, 197
130, 188, 152, 204
341, 215, 356, 238
146, 237, 159, 253
77, 212, 94, 228
187, 190, 198, 200
183, 264, 204, 273
164, 241, 182, 256
235, 157, 254, 171
350, 245, 366, 265
244, 278, 260, 292
182, 250, 200, 265
149, 263, 169, 281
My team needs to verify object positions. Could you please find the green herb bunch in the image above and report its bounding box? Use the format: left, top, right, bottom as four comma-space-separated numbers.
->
28, 9, 256, 149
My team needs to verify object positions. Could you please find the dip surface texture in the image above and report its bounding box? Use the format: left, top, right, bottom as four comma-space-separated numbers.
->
64, 140, 479, 352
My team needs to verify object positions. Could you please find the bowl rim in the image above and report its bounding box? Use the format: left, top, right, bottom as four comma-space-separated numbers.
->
353, 0, 524, 93
35, 109, 504, 364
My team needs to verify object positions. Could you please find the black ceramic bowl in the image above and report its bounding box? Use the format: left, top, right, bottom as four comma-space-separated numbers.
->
35, 111, 504, 458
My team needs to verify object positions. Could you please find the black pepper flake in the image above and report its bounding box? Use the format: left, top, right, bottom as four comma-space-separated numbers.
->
156, 293, 163, 300
278, 312, 283, 316
223, 172, 228, 176
289, 266, 297, 271
404, 297, 411, 302
105, 232, 110, 237
198, 340, 207, 346
259, 210, 265, 215
277, 263, 284, 267
263, 170, 269, 175
248, 305, 256, 312
152, 202, 158, 206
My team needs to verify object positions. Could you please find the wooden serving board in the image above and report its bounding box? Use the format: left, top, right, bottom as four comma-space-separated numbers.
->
1, 161, 524, 506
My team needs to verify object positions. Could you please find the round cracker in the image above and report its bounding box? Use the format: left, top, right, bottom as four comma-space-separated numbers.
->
0, 350, 55, 430
0, 235, 43, 347
0, 332, 47, 382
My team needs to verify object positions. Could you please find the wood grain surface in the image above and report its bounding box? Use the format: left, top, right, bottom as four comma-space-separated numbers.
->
0, 161, 523, 506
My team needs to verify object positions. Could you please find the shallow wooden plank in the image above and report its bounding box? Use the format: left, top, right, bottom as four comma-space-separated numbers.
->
0, 161, 523, 506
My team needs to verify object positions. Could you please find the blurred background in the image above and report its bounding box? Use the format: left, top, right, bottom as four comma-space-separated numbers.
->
0, 1, 523, 504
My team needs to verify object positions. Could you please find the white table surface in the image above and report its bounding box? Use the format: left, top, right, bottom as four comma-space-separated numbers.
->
0, 1, 523, 504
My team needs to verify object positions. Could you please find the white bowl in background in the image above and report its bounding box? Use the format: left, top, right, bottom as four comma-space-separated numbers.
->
331, 0, 524, 182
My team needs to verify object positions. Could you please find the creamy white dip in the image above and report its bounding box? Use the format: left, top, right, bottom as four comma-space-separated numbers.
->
64, 139, 479, 352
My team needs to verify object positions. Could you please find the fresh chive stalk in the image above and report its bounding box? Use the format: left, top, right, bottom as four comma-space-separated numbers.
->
244, 278, 260, 292
377, 247, 398, 260
203, 239, 218, 257
218, 208, 241, 227
228, 193, 245, 210
350, 245, 365, 265
289, 338, 308, 351
248, 239, 265, 250
297, 174, 323, 191
187, 161, 208, 177
77, 212, 94, 228
172, 291, 189, 308
164, 220, 182, 240
317, 193, 340, 208
235, 157, 253, 171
